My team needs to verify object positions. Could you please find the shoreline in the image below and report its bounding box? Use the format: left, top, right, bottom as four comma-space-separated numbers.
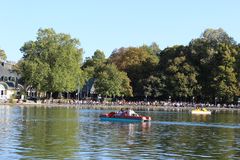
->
1, 102, 240, 112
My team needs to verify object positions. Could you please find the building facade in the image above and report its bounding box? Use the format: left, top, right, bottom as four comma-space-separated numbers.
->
0, 61, 20, 100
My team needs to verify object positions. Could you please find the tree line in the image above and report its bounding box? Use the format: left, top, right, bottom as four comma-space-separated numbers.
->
1, 28, 240, 103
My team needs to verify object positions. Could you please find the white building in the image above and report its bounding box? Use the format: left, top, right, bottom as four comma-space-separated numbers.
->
0, 61, 20, 100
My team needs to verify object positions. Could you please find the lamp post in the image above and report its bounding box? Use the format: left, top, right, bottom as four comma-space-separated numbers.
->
77, 77, 80, 101
215, 97, 217, 107
192, 96, 195, 106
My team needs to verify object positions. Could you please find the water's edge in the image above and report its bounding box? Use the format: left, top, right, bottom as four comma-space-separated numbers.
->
1, 103, 240, 113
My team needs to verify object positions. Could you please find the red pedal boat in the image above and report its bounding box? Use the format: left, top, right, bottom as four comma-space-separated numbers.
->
100, 112, 151, 122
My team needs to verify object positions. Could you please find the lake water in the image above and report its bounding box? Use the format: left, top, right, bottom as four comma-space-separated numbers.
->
0, 105, 240, 159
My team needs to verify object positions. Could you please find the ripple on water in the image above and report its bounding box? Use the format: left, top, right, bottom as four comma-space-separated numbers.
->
151, 121, 240, 129
0, 106, 240, 159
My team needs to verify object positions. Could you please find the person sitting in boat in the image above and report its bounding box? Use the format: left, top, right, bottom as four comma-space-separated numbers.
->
196, 105, 201, 111
200, 103, 204, 110
202, 108, 208, 112
116, 108, 125, 116
126, 108, 138, 116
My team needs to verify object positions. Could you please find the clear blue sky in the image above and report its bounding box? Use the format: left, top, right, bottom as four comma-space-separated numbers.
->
1, 0, 240, 62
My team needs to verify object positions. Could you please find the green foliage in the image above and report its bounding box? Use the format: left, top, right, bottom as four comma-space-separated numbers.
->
82, 50, 106, 69
210, 43, 239, 102
0, 49, 7, 61
94, 64, 133, 97
82, 50, 132, 97
20, 28, 83, 93
109, 45, 159, 96
110, 46, 159, 71
235, 45, 240, 82
19, 59, 49, 91
140, 42, 161, 55
201, 28, 236, 44
14, 27, 240, 103
82, 49, 107, 82
143, 75, 166, 98
159, 46, 199, 99
92, 50, 106, 63
188, 30, 239, 102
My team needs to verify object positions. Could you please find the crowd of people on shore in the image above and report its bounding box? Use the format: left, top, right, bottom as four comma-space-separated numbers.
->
0, 95, 235, 109
33, 99, 240, 109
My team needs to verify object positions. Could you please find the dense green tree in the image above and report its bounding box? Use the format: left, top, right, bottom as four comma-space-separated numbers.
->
110, 46, 159, 71
15, 27, 240, 103
109, 46, 159, 97
82, 49, 106, 80
82, 50, 106, 69
142, 74, 166, 98
210, 43, 239, 102
188, 28, 239, 102
20, 28, 83, 95
20, 59, 49, 91
235, 44, 240, 83
201, 28, 236, 45
94, 64, 132, 97
159, 45, 199, 100
188, 39, 216, 100
81, 50, 104, 91
140, 42, 161, 55
82, 50, 132, 97
92, 49, 106, 64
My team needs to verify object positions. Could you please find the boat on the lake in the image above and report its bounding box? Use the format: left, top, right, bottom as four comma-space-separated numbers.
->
191, 108, 211, 115
100, 112, 151, 122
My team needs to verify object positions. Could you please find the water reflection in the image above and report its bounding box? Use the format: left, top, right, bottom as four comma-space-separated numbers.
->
100, 121, 151, 136
15, 106, 80, 159
75, 118, 153, 159
0, 106, 240, 159
191, 114, 210, 122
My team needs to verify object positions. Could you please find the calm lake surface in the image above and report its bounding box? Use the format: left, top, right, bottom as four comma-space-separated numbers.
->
0, 105, 240, 159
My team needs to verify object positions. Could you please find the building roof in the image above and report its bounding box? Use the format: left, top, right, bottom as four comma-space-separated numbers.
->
0, 61, 20, 90
6, 81, 16, 88
0, 61, 19, 78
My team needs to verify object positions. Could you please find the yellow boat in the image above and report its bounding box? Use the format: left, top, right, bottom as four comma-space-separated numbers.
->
191, 108, 211, 115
